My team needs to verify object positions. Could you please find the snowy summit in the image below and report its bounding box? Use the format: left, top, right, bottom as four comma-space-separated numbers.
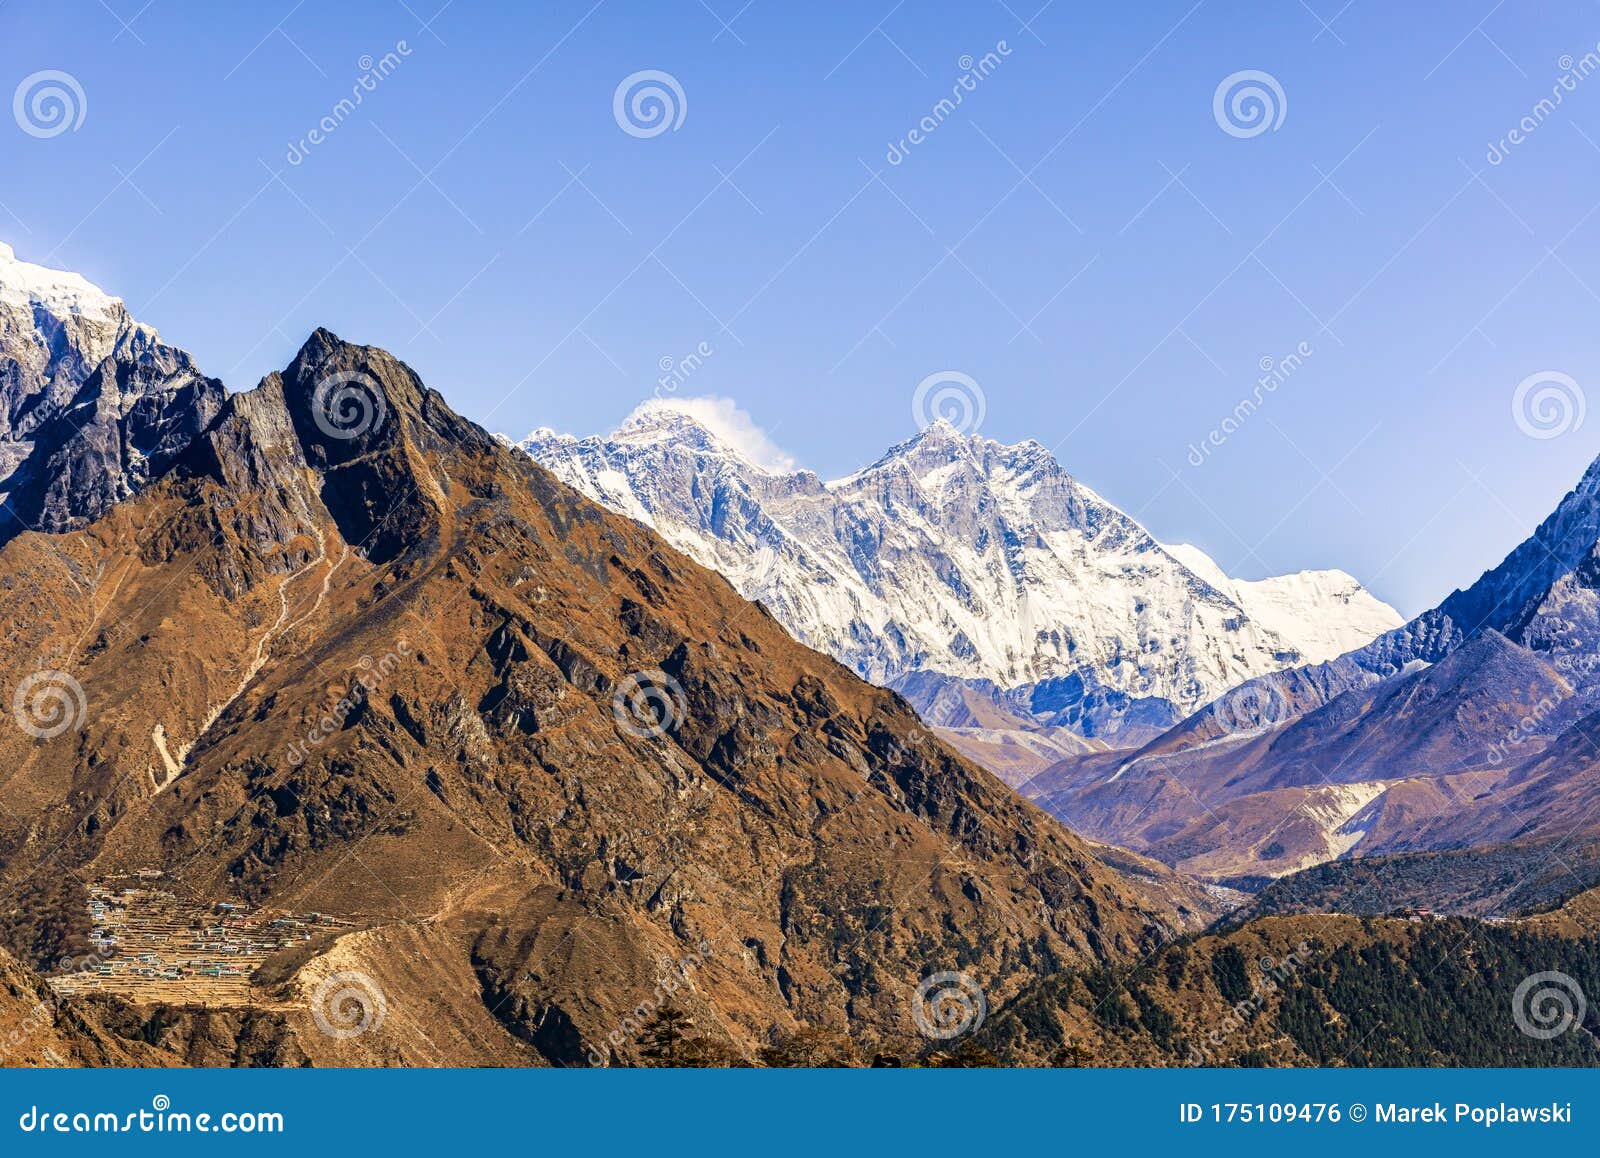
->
519, 399, 1402, 738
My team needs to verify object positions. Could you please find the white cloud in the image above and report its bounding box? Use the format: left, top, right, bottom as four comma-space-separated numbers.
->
623, 396, 798, 474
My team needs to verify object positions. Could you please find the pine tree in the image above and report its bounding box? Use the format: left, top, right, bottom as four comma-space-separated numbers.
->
636, 1002, 696, 1066
1048, 1039, 1094, 1067
635, 1002, 745, 1067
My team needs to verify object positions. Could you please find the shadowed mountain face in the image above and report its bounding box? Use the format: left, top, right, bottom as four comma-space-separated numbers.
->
0, 243, 224, 542
0, 327, 1215, 1066
1024, 451, 1600, 896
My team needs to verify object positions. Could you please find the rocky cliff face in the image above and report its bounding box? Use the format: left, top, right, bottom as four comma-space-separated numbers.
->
1130, 453, 1600, 751
521, 403, 1400, 742
1025, 447, 1600, 888
0, 312, 1216, 1065
0, 243, 224, 541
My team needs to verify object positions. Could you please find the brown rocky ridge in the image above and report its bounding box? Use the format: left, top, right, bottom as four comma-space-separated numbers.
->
0, 327, 1217, 1066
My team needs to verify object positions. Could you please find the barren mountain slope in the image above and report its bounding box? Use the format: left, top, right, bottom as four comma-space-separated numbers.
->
0, 330, 1215, 1065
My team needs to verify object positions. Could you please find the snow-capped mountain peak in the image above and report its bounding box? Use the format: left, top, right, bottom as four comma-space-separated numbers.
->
853, 418, 1008, 471
0, 240, 150, 345
0, 242, 223, 541
1162, 541, 1402, 664
520, 400, 1403, 738
610, 396, 799, 474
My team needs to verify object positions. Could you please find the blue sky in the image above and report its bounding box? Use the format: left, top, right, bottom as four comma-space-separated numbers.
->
5, 1, 1600, 615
